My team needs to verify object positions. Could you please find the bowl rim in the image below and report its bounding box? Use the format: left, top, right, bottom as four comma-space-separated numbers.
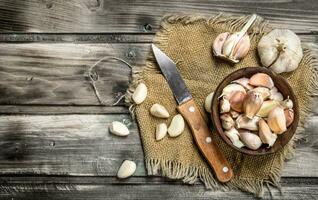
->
211, 67, 299, 155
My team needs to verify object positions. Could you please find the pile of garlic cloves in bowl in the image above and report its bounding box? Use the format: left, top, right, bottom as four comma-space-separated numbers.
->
211, 67, 299, 155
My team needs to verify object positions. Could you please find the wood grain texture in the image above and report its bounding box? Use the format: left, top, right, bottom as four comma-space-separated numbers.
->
0, 0, 317, 33
0, 114, 315, 177
0, 177, 316, 200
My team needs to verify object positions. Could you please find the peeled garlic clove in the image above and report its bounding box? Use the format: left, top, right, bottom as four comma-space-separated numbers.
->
239, 130, 262, 150
168, 114, 185, 137
220, 96, 231, 113
284, 108, 294, 127
110, 121, 130, 136
258, 29, 303, 74
224, 127, 245, 148
213, 32, 229, 56
259, 119, 273, 145
249, 73, 274, 89
221, 83, 246, 99
252, 87, 271, 100
257, 100, 280, 117
232, 77, 254, 90
132, 83, 147, 104
229, 91, 246, 112
230, 110, 240, 119
150, 103, 170, 118
267, 106, 287, 134
281, 97, 293, 109
231, 34, 251, 60
204, 92, 214, 113
156, 123, 167, 141
235, 114, 260, 131
220, 114, 235, 130
244, 91, 263, 119
117, 160, 136, 179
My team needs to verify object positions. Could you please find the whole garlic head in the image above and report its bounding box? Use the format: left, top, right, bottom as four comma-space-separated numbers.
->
258, 29, 303, 74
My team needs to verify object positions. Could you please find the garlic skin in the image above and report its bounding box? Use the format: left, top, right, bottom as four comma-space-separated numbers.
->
244, 91, 263, 119
258, 29, 303, 74
284, 108, 294, 127
117, 160, 137, 179
230, 110, 240, 119
221, 83, 246, 99
204, 92, 214, 113
213, 32, 229, 56
267, 106, 287, 134
220, 97, 231, 113
257, 100, 280, 118
168, 114, 185, 137
229, 91, 246, 112
232, 77, 254, 90
132, 83, 147, 104
235, 115, 260, 131
156, 123, 167, 141
239, 130, 262, 150
224, 128, 245, 148
249, 73, 274, 89
150, 104, 170, 118
220, 114, 235, 130
110, 121, 130, 136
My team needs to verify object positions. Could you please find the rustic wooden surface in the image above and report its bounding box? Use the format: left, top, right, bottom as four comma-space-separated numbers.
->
0, 0, 317, 199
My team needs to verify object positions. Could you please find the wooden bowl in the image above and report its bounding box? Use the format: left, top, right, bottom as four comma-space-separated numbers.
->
211, 67, 299, 155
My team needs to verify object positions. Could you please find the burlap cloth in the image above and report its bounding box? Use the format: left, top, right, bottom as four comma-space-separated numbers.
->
126, 14, 318, 197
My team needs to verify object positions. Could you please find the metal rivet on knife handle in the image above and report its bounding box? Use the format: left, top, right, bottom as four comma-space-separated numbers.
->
223, 167, 229, 173
205, 137, 212, 144
188, 106, 195, 112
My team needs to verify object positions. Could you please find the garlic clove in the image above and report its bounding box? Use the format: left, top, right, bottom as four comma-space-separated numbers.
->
117, 160, 137, 179
243, 91, 263, 119
156, 123, 167, 141
150, 103, 170, 118
269, 87, 284, 101
268, 133, 278, 148
204, 92, 214, 113
235, 114, 260, 131
230, 110, 240, 119
132, 83, 147, 104
220, 114, 235, 130
257, 100, 280, 117
252, 87, 271, 100
224, 127, 245, 148
239, 130, 262, 150
168, 114, 185, 137
284, 108, 294, 127
267, 106, 287, 134
220, 96, 231, 113
231, 34, 251, 60
222, 33, 239, 57
258, 118, 274, 145
232, 77, 254, 90
249, 73, 274, 89
110, 121, 130, 136
221, 83, 246, 99
281, 97, 293, 109
213, 32, 229, 56
229, 91, 246, 112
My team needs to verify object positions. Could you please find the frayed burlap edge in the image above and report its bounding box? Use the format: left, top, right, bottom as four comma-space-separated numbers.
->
125, 13, 318, 197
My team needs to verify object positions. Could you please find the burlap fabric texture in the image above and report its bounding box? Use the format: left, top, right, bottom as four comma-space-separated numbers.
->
126, 14, 318, 197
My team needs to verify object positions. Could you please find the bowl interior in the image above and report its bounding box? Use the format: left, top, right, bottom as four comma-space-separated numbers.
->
211, 67, 299, 155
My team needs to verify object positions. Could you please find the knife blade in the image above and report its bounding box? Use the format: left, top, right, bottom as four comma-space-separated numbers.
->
152, 44, 233, 183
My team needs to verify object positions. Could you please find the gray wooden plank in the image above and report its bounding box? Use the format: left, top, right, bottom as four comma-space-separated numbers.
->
0, 41, 316, 109
0, 114, 315, 177
0, 177, 316, 200
0, 0, 317, 33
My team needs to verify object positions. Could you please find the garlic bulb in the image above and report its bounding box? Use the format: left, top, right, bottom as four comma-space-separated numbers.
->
258, 29, 303, 74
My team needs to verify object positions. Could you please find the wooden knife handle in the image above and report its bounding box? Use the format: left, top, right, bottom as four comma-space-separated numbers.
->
177, 99, 233, 183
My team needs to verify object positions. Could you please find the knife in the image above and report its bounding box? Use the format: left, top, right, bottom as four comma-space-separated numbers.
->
152, 44, 233, 183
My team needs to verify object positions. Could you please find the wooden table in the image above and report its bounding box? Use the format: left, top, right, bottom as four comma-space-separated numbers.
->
0, 0, 317, 199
